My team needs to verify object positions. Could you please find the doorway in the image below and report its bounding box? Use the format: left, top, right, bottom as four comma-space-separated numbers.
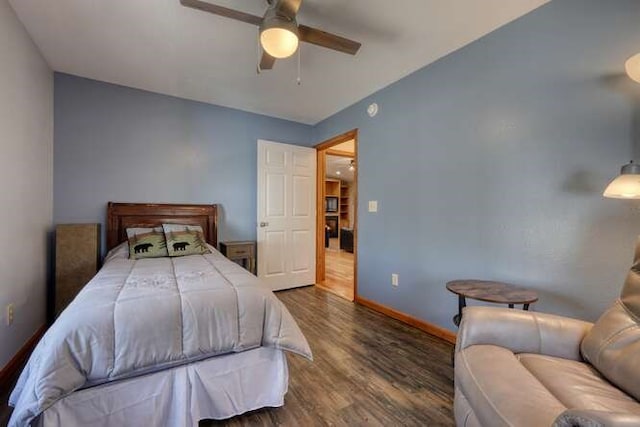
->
315, 130, 358, 301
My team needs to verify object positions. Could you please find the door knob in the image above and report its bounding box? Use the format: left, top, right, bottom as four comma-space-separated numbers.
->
259, 222, 269, 227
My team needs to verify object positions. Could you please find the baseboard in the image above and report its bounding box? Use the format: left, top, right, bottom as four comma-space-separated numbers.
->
355, 296, 457, 344
0, 325, 47, 393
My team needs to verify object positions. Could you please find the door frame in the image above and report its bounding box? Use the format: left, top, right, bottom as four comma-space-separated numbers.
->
315, 129, 358, 299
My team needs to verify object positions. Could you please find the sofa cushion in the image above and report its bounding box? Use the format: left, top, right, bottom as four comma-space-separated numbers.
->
454, 386, 481, 427
455, 345, 566, 427
581, 241, 640, 401
518, 353, 640, 414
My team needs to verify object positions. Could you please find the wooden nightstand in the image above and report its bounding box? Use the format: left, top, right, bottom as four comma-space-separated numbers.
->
54, 223, 101, 318
220, 241, 256, 275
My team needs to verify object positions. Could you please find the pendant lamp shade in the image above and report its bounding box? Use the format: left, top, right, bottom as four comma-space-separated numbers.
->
603, 161, 640, 199
626, 53, 640, 84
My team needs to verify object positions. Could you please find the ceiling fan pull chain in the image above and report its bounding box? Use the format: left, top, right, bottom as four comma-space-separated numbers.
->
297, 45, 301, 85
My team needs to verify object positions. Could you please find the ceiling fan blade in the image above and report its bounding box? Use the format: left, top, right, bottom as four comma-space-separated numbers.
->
274, 0, 302, 18
298, 25, 361, 55
258, 50, 276, 71
180, 0, 262, 26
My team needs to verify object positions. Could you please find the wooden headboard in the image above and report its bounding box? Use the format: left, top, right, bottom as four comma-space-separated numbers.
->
106, 202, 218, 251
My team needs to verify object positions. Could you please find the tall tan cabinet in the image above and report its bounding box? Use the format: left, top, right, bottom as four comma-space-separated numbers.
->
55, 224, 101, 317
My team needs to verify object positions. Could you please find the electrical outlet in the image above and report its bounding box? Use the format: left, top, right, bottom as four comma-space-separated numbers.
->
391, 274, 399, 287
6, 303, 14, 326
368, 200, 378, 212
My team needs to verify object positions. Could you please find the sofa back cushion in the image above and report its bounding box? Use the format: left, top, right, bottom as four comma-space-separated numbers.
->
581, 240, 640, 401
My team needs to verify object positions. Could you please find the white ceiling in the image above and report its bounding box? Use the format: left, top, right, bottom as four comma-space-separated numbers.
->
9, 0, 549, 124
331, 139, 355, 154
327, 155, 354, 183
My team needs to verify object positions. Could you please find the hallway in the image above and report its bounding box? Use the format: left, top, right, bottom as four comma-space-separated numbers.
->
316, 238, 354, 301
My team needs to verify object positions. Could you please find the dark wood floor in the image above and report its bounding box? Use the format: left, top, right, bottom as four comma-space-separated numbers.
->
204, 287, 454, 426
2, 287, 454, 426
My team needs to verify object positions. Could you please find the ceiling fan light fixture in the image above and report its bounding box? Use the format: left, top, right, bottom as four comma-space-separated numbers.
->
260, 11, 299, 59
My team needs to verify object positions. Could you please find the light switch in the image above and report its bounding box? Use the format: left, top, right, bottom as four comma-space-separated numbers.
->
368, 200, 378, 212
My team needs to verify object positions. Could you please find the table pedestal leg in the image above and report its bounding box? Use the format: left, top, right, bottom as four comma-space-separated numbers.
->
523, 303, 530, 311
453, 295, 466, 327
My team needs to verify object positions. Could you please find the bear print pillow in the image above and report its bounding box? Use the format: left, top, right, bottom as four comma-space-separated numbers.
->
126, 227, 169, 259
162, 224, 211, 257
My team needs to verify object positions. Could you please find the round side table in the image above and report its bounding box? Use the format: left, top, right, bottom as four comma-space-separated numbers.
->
446, 280, 539, 327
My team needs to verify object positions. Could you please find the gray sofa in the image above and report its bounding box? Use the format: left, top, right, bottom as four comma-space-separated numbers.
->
454, 241, 640, 427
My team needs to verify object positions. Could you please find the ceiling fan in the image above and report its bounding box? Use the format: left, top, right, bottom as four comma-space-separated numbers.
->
180, 0, 362, 72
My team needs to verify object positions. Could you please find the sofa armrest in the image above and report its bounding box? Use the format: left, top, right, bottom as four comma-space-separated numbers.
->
456, 306, 593, 361
553, 409, 640, 427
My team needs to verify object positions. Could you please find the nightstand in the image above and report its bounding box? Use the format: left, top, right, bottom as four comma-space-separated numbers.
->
54, 223, 101, 318
220, 241, 256, 275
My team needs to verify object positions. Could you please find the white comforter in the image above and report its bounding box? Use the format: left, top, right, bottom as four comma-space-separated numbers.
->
9, 244, 312, 426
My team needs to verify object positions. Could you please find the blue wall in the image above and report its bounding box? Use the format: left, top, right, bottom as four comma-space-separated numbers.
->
314, 0, 640, 328
54, 74, 313, 253
55, 0, 640, 333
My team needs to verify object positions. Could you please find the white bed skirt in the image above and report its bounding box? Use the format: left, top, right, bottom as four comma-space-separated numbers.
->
35, 347, 288, 427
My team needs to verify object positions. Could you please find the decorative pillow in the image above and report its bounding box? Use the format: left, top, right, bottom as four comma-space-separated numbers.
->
162, 224, 211, 257
126, 227, 169, 259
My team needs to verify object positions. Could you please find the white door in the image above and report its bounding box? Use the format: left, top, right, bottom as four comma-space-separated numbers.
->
257, 140, 316, 291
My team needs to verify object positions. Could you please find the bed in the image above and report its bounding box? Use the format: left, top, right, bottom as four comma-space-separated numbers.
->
9, 202, 312, 427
